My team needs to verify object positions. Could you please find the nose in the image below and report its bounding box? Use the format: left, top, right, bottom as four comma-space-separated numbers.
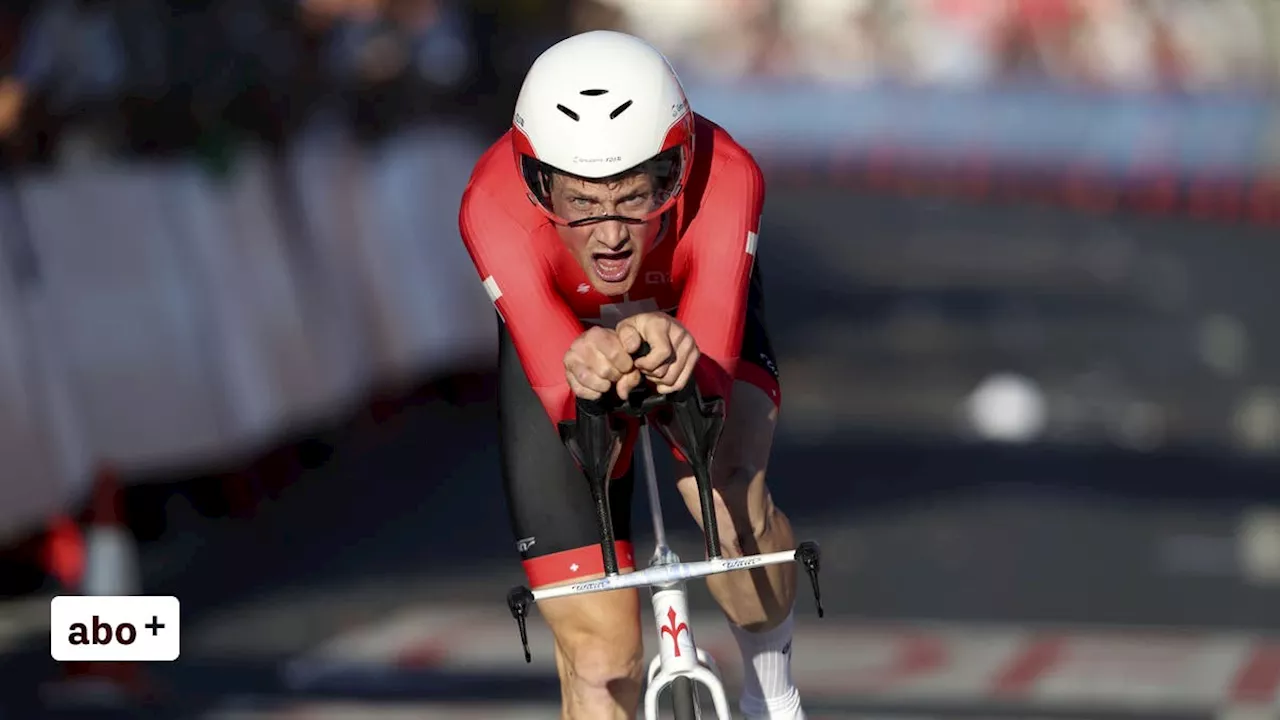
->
592, 220, 630, 251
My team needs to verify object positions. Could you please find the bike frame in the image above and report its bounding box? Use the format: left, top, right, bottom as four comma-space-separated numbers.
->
544, 422, 785, 719
506, 375, 822, 720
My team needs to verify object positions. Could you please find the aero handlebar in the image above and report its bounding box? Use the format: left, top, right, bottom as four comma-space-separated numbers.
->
506, 338, 824, 665
558, 339, 728, 571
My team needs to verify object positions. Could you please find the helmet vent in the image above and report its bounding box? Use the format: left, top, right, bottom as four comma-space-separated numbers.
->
556, 104, 581, 121
579, 88, 609, 96
609, 100, 633, 120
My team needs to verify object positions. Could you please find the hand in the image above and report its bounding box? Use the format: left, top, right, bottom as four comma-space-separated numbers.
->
564, 326, 643, 401
615, 312, 700, 394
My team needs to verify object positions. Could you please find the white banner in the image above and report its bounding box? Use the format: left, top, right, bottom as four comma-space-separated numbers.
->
0, 290, 62, 544
0, 181, 88, 544
345, 125, 496, 387
164, 153, 331, 453
283, 121, 378, 409
15, 156, 229, 468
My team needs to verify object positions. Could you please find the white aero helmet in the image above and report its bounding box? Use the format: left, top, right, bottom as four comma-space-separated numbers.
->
512, 30, 696, 227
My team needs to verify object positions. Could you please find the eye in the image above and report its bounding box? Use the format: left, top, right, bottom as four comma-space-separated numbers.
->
570, 197, 592, 209
622, 193, 651, 207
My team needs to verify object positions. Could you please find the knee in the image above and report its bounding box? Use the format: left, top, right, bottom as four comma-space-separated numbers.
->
554, 613, 644, 699
542, 592, 644, 713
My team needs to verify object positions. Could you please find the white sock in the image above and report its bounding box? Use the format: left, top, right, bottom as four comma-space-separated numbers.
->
729, 610, 805, 719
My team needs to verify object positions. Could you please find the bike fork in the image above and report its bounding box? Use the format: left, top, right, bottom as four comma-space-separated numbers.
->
645, 566, 732, 720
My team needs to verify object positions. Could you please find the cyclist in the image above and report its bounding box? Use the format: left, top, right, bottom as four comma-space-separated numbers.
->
459, 30, 806, 720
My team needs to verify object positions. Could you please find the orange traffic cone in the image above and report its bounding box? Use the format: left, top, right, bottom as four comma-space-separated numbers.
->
42, 464, 155, 708
80, 465, 140, 597
40, 514, 85, 592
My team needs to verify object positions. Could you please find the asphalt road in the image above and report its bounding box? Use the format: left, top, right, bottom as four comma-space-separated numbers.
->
0, 374, 1276, 720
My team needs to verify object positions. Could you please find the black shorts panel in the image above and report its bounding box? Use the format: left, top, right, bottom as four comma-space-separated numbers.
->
498, 321, 635, 563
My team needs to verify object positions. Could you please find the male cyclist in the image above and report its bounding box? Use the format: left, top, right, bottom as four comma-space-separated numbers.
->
459, 30, 805, 720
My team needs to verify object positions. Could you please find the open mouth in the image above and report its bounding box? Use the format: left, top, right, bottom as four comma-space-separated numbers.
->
591, 249, 634, 284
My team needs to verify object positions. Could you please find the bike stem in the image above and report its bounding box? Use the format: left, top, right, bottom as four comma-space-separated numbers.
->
637, 422, 669, 559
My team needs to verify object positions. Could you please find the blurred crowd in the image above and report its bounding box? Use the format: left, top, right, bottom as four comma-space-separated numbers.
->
0, 0, 574, 158
582, 0, 1280, 92
0, 0, 1270, 152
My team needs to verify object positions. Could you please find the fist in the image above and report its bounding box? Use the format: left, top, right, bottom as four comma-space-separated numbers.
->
615, 312, 700, 394
564, 326, 643, 401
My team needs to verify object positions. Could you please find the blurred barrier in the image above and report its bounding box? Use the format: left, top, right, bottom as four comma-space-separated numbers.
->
336, 123, 497, 385
0, 121, 496, 545
0, 175, 91, 547
18, 156, 233, 467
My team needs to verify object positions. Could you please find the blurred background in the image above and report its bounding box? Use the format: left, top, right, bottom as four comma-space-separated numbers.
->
1, 0, 1280, 718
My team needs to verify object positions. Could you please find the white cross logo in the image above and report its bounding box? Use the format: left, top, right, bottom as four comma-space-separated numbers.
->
569, 563, 580, 572
596, 297, 660, 328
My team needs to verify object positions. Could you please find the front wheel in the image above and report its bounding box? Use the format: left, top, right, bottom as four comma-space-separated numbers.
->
671, 675, 700, 719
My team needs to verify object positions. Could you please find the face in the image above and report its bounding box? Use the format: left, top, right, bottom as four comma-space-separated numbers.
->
548, 171, 664, 296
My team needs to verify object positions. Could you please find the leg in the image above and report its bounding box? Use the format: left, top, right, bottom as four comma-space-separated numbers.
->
674, 266, 805, 718
679, 263, 795, 631
538, 588, 644, 720
497, 323, 644, 719
674, 380, 803, 720
674, 380, 796, 630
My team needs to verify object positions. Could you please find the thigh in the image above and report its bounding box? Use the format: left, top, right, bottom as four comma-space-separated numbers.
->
497, 321, 637, 589
674, 261, 783, 531
668, 262, 781, 501
674, 380, 779, 552
734, 263, 782, 409
674, 262, 781, 477
718, 262, 783, 481
682, 379, 778, 493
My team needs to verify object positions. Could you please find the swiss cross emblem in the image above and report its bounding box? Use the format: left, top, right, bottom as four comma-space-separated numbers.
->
595, 297, 660, 328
